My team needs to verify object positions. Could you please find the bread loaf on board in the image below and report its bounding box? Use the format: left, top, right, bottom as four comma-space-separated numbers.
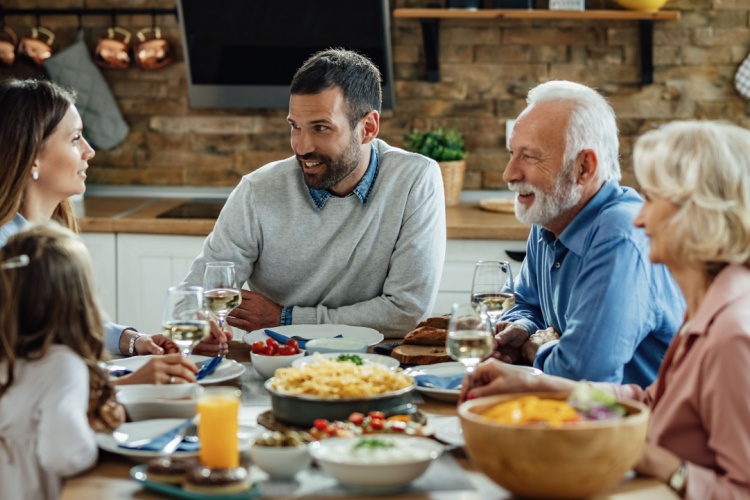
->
391, 345, 452, 365
416, 314, 450, 330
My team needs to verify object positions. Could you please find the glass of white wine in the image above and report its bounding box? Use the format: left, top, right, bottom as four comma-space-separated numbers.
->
162, 284, 210, 357
446, 302, 494, 392
203, 262, 242, 354
470, 260, 515, 328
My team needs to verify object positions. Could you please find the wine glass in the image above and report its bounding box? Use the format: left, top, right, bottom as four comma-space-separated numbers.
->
470, 260, 515, 328
162, 284, 210, 357
446, 302, 494, 392
203, 262, 242, 353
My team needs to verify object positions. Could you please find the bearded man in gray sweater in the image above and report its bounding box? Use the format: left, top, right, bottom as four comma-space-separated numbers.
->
183, 49, 446, 339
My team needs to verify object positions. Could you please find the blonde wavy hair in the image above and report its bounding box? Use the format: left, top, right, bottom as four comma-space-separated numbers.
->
633, 120, 750, 269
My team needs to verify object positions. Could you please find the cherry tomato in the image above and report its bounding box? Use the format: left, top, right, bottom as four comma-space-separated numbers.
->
266, 343, 279, 355
286, 339, 299, 351
390, 421, 407, 432
370, 418, 385, 430
313, 419, 329, 431
348, 412, 365, 426
279, 345, 295, 356
266, 338, 279, 348
251, 341, 266, 354
368, 411, 386, 420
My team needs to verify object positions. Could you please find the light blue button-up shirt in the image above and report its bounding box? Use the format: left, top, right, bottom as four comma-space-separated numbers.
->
503, 181, 685, 387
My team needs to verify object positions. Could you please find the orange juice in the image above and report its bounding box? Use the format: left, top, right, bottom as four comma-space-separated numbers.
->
197, 387, 241, 468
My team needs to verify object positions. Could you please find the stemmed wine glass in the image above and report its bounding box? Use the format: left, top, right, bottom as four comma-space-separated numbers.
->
162, 284, 210, 357
470, 260, 515, 328
446, 302, 494, 392
203, 262, 242, 354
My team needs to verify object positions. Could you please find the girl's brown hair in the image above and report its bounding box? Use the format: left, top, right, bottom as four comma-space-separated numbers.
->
0, 79, 78, 232
0, 223, 104, 398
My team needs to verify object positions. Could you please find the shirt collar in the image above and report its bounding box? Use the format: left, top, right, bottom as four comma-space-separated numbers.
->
308, 144, 379, 210
539, 180, 622, 255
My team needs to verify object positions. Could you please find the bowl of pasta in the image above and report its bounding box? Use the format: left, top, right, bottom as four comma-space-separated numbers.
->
264, 359, 416, 427
458, 390, 649, 499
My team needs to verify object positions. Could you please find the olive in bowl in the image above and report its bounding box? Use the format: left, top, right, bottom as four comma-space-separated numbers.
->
249, 431, 312, 479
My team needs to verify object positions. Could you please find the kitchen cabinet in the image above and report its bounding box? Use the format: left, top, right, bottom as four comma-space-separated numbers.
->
433, 239, 526, 316
116, 234, 206, 332
80, 233, 118, 321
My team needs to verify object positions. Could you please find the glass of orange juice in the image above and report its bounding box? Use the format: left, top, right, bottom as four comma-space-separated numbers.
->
197, 386, 241, 468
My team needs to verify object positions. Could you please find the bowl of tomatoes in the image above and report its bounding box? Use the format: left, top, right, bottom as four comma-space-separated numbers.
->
250, 338, 305, 379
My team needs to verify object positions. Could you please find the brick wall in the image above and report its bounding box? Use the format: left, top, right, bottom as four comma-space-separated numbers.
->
1, 0, 748, 189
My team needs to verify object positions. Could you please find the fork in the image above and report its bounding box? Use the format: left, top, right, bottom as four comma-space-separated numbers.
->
182, 423, 199, 444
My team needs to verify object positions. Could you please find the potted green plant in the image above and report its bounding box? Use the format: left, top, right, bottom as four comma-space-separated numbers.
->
404, 127, 467, 207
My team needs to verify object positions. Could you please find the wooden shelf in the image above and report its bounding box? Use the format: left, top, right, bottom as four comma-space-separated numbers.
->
393, 8, 680, 20
393, 8, 681, 84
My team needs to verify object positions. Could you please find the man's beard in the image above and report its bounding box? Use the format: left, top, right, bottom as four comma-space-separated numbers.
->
509, 162, 582, 228
298, 134, 361, 191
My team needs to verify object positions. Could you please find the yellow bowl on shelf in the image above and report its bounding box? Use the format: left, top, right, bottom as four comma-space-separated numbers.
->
615, 0, 669, 12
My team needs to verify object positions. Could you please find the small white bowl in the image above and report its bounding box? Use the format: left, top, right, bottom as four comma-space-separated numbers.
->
304, 338, 368, 354
115, 384, 199, 421
251, 351, 306, 379
249, 443, 311, 479
308, 436, 443, 489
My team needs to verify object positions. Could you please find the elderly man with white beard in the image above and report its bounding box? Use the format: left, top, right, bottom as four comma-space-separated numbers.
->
493, 81, 684, 388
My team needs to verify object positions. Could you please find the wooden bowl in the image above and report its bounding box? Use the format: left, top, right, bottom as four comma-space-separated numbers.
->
458, 392, 650, 499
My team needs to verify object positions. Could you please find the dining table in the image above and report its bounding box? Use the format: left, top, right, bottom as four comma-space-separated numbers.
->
61, 342, 679, 500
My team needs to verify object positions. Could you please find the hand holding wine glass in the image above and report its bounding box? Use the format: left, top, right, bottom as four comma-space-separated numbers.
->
470, 260, 515, 329
203, 262, 242, 354
446, 302, 494, 392
162, 285, 210, 358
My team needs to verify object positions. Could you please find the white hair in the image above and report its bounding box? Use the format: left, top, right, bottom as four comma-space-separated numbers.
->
634, 120, 750, 267
521, 80, 621, 182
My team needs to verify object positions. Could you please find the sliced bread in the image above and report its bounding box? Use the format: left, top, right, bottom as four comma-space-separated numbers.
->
391, 345, 452, 365
402, 326, 447, 347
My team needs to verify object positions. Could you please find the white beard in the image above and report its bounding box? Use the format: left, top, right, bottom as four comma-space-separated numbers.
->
509, 171, 582, 228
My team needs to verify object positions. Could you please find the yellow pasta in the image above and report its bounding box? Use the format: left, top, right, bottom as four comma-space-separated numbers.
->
270, 359, 413, 398
481, 396, 579, 427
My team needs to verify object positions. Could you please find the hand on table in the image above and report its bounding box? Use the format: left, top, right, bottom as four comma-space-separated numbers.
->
521, 327, 560, 364
135, 333, 180, 355
193, 321, 233, 357
226, 290, 283, 332
492, 321, 530, 364
110, 353, 198, 386
459, 358, 542, 403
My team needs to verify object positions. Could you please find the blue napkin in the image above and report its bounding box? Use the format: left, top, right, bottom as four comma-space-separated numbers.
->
119, 419, 199, 452
196, 356, 222, 381
414, 374, 464, 390
263, 329, 343, 349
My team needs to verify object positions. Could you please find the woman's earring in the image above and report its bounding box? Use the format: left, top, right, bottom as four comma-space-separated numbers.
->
32, 171, 39, 180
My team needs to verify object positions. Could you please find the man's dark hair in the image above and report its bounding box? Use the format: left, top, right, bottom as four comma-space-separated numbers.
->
290, 48, 382, 130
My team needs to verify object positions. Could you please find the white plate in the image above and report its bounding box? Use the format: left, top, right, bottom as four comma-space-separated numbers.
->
433, 416, 465, 447
99, 418, 262, 461
405, 362, 542, 403
292, 352, 400, 370
243, 325, 384, 347
107, 355, 245, 385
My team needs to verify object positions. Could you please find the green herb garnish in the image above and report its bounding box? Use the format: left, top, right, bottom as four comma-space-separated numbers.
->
336, 354, 363, 365
354, 438, 396, 450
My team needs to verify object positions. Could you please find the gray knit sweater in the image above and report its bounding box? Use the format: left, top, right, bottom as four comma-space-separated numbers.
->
183, 139, 446, 338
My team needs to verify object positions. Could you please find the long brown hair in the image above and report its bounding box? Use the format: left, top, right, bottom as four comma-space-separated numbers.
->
0, 79, 78, 232
0, 223, 103, 398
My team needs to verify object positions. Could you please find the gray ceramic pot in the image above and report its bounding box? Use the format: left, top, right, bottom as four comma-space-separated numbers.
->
264, 378, 417, 427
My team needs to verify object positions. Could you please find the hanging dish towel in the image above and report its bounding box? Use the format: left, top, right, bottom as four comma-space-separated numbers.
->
44, 30, 129, 150
735, 49, 750, 100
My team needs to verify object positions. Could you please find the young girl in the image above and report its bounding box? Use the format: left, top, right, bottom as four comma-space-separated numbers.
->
0, 223, 124, 500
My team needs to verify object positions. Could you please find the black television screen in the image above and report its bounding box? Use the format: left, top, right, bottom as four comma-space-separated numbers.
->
177, 0, 395, 109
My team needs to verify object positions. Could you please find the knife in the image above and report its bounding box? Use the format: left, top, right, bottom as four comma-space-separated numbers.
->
161, 425, 190, 454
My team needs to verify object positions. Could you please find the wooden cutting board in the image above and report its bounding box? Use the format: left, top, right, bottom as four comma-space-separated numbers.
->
479, 197, 515, 214
391, 345, 452, 365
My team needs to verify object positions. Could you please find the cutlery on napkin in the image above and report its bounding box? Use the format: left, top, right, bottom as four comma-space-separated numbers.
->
413, 374, 464, 390
196, 355, 222, 381
263, 329, 342, 349
118, 419, 199, 453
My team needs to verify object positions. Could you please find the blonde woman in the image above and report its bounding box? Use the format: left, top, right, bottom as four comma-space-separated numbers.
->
461, 121, 750, 498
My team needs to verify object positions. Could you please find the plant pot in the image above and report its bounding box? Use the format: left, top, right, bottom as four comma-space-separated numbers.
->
439, 160, 466, 208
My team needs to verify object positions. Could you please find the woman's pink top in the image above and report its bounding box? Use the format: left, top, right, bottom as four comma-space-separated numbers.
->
611, 264, 750, 499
